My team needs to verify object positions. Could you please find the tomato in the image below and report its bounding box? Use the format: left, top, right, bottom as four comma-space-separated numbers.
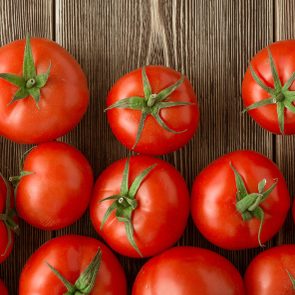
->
0, 279, 8, 295
191, 150, 290, 249
19, 235, 127, 294
14, 142, 93, 230
132, 246, 245, 295
242, 40, 295, 134
0, 174, 18, 263
106, 66, 199, 155
90, 156, 190, 257
245, 245, 295, 294
0, 36, 89, 144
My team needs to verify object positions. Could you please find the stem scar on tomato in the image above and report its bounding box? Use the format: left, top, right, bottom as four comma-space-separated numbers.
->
100, 158, 157, 257
0, 35, 51, 108
0, 173, 19, 257
230, 163, 277, 247
242, 47, 295, 133
105, 67, 193, 149
47, 248, 102, 294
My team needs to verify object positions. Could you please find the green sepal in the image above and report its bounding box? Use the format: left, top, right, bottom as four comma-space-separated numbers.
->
47, 248, 102, 294
277, 101, 285, 133
142, 67, 152, 98
0, 35, 51, 108
100, 158, 157, 256
105, 97, 146, 111
230, 163, 277, 248
286, 269, 295, 290
0, 73, 25, 87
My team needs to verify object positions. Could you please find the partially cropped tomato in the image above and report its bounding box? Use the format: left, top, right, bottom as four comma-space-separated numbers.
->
106, 66, 199, 155
0, 279, 8, 295
132, 246, 245, 295
90, 156, 190, 257
14, 142, 93, 230
0, 36, 89, 143
191, 150, 290, 249
19, 235, 127, 294
0, 174, 18, 263
245, 245, 295, 295
242, 40, 295, 134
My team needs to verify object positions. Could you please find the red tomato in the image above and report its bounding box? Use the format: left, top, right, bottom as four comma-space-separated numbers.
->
132, 246, 245, 295
0, 174, 17, 263
19, 235, 127, 294
0, 279, 8, 295
191, 150, 290, 249
15, 142, 93, 230
242, 40, 295, 134
90, 156, 190, 257
245, 245, 295, 295
0, 36, 89, 144
106, 66, 199, 155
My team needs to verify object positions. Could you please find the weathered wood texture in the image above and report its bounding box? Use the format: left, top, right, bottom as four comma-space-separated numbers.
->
0, 0, 293, 294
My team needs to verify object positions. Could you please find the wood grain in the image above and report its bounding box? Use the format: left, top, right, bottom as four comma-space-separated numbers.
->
0, 0, 294, 294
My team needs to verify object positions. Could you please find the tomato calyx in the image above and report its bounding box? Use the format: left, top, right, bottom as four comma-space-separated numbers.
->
0, 174, 19, 258
100, 158, 156, 256
286, 269, 295, 290
47, 248, 102, 294
230, 163, 277, 247
9, 147, 34, 189
105, 67, 192, 149
0, 35, 51, 108
243, 47, 295, 133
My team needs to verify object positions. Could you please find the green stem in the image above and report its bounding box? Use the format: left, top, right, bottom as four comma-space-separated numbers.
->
26, 78, 36, 88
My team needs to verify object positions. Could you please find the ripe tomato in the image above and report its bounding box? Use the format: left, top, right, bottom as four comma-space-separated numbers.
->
90, 156, 190, 257
106, 66, 199, 155
242, 40, 295, 134
14, 142, 93, 230
0, 36, 89, 144
245, 245, 295, 295
132, 246, 245, 295
0, 279, 8, 295
191, 150, 290, 249
0, 174, 18, 263
19, 235, 127, 295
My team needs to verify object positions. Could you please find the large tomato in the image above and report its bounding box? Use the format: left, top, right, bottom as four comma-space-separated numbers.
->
132, 246, 245, 295
90, 156, 190, 257
14, 142, 93, 230
0, 36, 89, 143
19, 235, 127, 294
0, 174, 18, 263
242, 40, 295, 134
191, 150, 290, 249
245, 245, 295, 294
0, 279, 8, 295
106, 66, 199, 155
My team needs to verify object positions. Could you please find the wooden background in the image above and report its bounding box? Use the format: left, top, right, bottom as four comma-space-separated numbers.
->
0, 0, 294, 294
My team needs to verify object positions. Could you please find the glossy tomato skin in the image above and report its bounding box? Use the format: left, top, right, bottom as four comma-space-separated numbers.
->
0, 279, 8, 295
132, 246, 245, 295
0, 38, 89, 143
245, 245, 295, 295
0, 176, 14, 263
19, 235, 127, 295
107, 66, 199, 155
16, 142, 93, 230
90, 156, 190, 257
191, 150, 290, 249
242, 40, 295, 134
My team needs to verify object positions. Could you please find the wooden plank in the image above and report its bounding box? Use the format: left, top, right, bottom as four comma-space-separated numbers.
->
0, 0, 53, 293
275, 0, 295, 245
55, 0, 274, 292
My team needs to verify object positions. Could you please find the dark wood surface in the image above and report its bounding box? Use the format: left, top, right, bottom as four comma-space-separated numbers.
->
0, 0, 294, 294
